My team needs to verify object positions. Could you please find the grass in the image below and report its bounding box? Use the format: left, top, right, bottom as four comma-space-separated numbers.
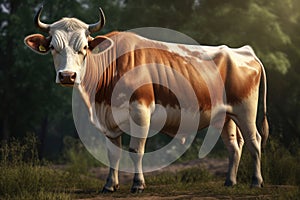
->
0, 135, 300, 199
0, 135, 103, 200
147, 167, 213, 185
237, 137, 300, 186
100, 172, 300, 199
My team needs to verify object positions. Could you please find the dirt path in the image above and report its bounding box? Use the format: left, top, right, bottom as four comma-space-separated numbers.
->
77, 158, 228, 200
89, 157, 228, 184
78, 195, 220, 200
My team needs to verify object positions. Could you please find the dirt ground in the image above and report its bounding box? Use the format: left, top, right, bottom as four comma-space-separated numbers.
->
78, 195, 220, 200
89, 157, 228, 185
78, 158, 228, 200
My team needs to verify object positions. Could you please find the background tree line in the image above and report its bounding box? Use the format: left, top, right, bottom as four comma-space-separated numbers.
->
0, 0, 299, 160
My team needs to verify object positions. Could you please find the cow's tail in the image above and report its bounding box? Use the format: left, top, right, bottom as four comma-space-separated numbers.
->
260, 61, 269, 149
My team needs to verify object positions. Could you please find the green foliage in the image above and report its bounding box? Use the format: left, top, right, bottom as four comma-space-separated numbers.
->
238, 137, 300, 186
264, 138, 300, 185
263, 52, 291, 74
62, 136, 104, 175
0, 133, 39, 166
182, 0, 293, 74
0, 136, 103, 199
177, 137, 203, 162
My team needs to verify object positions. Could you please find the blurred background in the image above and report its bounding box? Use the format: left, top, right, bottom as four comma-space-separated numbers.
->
0, 0, 299, 166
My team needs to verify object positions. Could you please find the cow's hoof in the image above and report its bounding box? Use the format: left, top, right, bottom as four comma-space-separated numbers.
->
131, 187, 144, 193
224, 179, 237, 187
101, 187, 114, 194
131, 180, 145, 193
251, 176, 263, 188
101, 184, 119, 193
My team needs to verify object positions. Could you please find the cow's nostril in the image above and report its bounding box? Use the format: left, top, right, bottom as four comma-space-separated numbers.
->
59, 72, 64, 82
70, 73, 76, 81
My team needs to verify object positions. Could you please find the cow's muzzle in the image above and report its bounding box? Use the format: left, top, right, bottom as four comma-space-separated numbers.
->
58, 71, 77, 86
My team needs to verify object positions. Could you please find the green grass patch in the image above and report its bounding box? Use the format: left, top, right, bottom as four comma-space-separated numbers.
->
0, 135, 103, 200
237, 137, 300, 186
147, 167, 213, 185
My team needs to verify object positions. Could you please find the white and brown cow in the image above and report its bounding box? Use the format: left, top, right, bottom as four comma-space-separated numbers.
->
24, 7, 269, 193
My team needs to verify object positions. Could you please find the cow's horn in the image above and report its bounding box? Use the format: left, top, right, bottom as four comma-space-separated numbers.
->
34, 6, 50, 33
88, 7, 105, 33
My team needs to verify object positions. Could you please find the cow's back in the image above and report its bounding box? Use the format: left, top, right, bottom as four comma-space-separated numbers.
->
112, 33, 262, 109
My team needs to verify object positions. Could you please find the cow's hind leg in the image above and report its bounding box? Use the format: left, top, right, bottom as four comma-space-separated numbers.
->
102, 136, 122, 193
128, 102, 150, 193
221, 118, 244, 186
235, 119, 263, 187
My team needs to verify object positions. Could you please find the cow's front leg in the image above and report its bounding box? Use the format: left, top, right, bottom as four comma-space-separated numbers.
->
129, 102, 150, 193
102, 136, 122, 193
129, 137, 147, 193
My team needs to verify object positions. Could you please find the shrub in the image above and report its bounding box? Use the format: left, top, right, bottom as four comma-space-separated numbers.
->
0, 135, 102, 199
238, 137, 300, 186
62, 136, 104, 175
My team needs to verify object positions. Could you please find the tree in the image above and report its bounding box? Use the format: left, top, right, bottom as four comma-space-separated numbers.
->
0, 0, 83, 157
181, 0, 300, 152
119, 0, 195, 30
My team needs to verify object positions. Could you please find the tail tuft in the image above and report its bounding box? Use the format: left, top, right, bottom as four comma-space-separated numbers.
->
261, 115, 269, 149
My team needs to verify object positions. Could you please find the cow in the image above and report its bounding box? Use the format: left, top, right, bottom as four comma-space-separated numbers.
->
24, 6, 269, 193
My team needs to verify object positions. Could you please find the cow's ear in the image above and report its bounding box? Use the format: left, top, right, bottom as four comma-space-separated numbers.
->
89, 36, 114, 54
24, 34, 51, 55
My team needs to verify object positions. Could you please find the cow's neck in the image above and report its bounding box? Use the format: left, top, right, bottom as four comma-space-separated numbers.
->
82, 47, 117, 106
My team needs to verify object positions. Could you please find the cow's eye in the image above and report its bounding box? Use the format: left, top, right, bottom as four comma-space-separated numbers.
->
78, 46, 88, 55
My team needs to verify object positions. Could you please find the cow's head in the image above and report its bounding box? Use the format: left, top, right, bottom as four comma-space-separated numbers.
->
24, 6, 112, 86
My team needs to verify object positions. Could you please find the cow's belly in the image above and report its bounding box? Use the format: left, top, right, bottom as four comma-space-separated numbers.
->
150, 105, 211, 137
95, 102, 212, 138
